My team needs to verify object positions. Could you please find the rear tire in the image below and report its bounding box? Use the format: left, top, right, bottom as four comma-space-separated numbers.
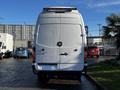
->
76, 74, 82, 83
27, 54, 30, 58
96, 55, 99, 58
37, 74, 49, 84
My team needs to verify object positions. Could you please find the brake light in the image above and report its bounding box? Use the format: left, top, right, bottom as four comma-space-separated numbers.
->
84, 47, 87, 61
32, 51, 35, 63
32, 47, 36, 63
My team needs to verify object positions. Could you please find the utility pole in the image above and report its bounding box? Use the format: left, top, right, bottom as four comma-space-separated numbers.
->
97, 24, 101, 36
97, 24, 102, 55
85, 25, 88, 46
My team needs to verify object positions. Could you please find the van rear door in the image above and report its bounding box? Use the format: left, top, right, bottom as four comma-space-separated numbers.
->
36, 24, 60, 63
59, 24, 83, 69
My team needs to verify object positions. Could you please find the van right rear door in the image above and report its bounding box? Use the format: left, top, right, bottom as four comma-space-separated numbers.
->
59, 24, 84, 70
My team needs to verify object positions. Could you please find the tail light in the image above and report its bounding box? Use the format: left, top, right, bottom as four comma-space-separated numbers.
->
32, 47, 36, 63
32, 51, 35, 63
84, 47, 87, 61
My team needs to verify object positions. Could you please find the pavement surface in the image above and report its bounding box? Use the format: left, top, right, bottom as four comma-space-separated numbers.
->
87, 56, 116, 65
0, 58, 99, 90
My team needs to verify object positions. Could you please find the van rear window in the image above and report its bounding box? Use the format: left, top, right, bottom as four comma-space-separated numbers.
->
37, 24, 59, 47
37, 24, 82, 47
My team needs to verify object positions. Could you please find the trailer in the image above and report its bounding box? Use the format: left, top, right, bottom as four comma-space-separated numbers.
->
0, 33, 13, 58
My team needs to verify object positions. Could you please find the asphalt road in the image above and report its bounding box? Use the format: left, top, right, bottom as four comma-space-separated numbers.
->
0, 58, 98, 90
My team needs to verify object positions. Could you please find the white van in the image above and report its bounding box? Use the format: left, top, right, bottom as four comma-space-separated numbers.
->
32, 7, 87, 82
0, 33, 13, 58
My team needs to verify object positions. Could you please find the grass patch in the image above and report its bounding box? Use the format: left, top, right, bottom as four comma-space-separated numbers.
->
87, 60, 120, 90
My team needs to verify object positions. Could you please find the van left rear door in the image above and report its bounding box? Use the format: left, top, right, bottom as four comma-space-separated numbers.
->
36, 24, 60, 64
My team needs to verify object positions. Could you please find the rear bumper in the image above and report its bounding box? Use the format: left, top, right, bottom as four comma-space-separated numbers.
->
32, 63, 82, 79
32, 63, 84, 74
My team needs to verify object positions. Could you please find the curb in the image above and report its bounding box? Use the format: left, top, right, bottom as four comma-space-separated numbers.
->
83, 74, 107, 90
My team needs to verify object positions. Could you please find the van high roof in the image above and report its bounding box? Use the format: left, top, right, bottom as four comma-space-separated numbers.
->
43, 6, 77, 13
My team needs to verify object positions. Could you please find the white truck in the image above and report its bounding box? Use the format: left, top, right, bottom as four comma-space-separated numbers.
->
0, 33, 13, 58
32, 7, 87, 82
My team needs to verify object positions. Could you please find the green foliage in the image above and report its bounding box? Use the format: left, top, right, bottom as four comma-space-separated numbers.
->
103, 26, 112, 38
106, 14, 120, 26
103, 14, 120, 37
88, 62, 120, 90
103, 14, 120, 59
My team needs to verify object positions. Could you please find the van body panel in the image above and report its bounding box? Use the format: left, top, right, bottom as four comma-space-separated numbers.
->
33, 7, 86, 74
35, 63, 84, 71
36, 24, 60, 63
59, 64, 84, 71
39, 14, 82, 24
39, 17, 61, 24
59, 24, 83, 65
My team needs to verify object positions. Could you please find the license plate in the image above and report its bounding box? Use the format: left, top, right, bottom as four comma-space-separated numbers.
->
42, 65, 57, 70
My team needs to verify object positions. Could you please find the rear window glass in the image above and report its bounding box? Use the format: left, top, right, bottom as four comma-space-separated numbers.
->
37, 24, 59, 47
16, 48, 26, 51
37, 24, 82, 47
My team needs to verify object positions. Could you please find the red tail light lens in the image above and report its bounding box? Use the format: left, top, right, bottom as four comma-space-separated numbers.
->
32, 51, 35, 63
84, 47, 87, 61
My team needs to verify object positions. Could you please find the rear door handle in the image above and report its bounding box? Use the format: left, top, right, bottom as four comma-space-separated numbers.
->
60, 52, 68, 56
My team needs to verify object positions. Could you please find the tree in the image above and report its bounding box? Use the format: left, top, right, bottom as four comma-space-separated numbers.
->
103, 14, 120, 59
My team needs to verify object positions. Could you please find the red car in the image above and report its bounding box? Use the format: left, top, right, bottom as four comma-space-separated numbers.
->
85, 46, 100, 58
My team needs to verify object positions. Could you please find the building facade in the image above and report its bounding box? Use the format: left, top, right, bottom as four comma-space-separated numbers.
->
0, 24, 35, 48
87, 36, 118, 55
87, 36, 103, 46
102, 37, 118, 55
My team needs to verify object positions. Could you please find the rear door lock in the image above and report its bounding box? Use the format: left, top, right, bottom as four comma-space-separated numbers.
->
57, 41, 62, 47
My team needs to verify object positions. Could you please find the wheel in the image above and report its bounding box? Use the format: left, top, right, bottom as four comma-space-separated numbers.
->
25, 56, 28, 59
82, 63, 88, 75
91, 55, 93, 58
37, 74, 49, 84
96, 55, 99, 58
4, 51, 11, 58
14, 56, 17, 58
76, 74, 82, 83
27, 54, 30, 58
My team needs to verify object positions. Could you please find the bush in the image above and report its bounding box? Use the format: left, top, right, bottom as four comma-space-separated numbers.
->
99, 59, 119, 66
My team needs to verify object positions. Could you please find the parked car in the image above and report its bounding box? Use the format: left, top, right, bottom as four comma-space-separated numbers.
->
87, 46, 100, 58
14, 47, 29, 58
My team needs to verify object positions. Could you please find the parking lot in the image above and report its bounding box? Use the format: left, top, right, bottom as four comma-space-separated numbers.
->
0, 58, 99, 90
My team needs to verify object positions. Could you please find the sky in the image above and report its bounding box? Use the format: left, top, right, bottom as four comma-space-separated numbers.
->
0, 0, 119, 36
